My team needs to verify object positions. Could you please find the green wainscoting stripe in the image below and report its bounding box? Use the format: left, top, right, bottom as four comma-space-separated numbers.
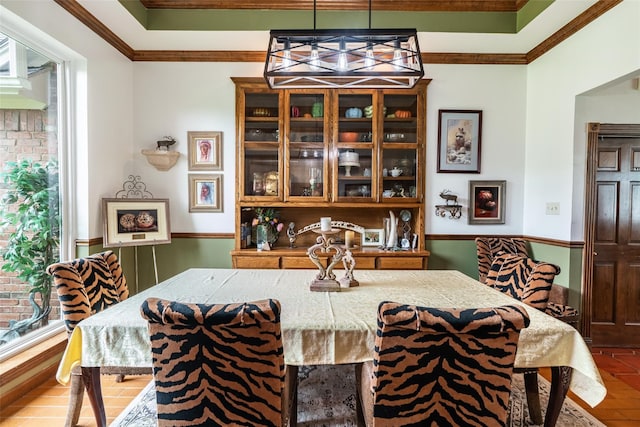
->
86, 238, 235, 294
425, 237, 583, 309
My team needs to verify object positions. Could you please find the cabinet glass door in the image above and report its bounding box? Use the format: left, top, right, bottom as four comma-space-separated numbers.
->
380, 93, 420, 202
241, 92, 281, 199
334, 93, 375, 201
286, 92, 328, 200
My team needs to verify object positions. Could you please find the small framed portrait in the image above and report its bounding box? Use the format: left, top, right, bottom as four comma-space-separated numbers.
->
469, 180, 506, 224
437, 110, 482, 173
188, 131, 222, 170
102, 198, 171, 247
189, 174, 223, 212
362, 228, 385, 247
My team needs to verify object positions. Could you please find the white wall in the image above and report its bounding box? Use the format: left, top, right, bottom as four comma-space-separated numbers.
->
131, 62, 262, 233
425, 64, 527, 235
524, 1, 640, 241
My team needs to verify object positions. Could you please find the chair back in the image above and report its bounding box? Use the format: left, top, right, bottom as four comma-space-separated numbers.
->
486, 254, 560, 310
370, 301, 530, 427
47, 250, 128, 333
140, 297, 285, 427
475, 237, 529, 283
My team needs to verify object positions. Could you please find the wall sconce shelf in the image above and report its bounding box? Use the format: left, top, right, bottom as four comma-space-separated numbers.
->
141, 149, 180, 171
435, 204, 463, 219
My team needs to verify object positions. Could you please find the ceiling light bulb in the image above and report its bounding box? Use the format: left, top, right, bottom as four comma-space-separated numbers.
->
282, 39, 292, 69
337, 39, 348, 71
309, 43, 320, 70
392, 39, 404, 70
365, 42, 375, 70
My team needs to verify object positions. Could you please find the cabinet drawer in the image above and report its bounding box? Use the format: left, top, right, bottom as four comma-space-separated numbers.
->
281, 256, 319, 269
235, 256, 280, 269
352, 257, 376, 269
377, 257, 425, 270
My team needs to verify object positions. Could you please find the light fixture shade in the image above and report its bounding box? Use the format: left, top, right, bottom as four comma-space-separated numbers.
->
264, 29, 424, 89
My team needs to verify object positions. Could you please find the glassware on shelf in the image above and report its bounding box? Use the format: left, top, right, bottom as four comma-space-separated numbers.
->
252, 173, 265, 195
309, 167, 321, 196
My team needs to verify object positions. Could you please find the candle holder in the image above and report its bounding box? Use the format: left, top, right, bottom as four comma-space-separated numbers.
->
308, 229, 343, 292
339, 248, 359, 288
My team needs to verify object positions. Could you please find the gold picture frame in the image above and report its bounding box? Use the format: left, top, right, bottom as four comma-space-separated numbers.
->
189, 174, 223, 212
188, 131, 222, 170
102, 198, 171, 247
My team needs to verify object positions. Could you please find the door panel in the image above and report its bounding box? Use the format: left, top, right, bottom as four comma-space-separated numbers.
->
592, 137, 640, 346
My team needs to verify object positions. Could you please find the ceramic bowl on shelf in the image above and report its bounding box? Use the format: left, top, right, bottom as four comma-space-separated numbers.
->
339, 132, 360, 142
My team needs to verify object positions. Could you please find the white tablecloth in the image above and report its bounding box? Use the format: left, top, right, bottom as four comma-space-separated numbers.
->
57, 268, 606, 407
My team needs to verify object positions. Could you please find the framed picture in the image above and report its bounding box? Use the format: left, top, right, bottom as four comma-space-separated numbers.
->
469, 180, 506, 224
437, 110, 482, 173
102, 198, 171, 247
189, 174, 223, 212
362, 228, 385, 247
188, 131, 222, 170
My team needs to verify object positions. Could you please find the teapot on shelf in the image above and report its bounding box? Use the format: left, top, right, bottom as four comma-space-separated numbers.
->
390, 167, 403, 177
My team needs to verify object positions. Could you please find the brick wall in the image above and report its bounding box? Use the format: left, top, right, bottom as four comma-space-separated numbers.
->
0, 108, 61, 330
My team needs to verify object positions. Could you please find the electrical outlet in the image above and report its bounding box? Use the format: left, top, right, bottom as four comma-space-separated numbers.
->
546, 202, 560, 215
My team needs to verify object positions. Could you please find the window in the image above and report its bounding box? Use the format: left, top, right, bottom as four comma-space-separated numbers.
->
0, 32, 67, 357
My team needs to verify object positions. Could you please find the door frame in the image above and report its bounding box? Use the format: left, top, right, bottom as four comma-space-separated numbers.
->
583, 123, 640, 342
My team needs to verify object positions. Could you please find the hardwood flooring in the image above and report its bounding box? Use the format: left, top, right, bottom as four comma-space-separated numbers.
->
1, 347, 640, 426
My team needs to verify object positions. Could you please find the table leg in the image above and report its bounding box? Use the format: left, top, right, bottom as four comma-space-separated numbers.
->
81, 367, 106, 427
544, 366, 572, 427
284, 365, 299, 427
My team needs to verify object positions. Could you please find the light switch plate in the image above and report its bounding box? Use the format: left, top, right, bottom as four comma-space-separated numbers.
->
546, 202, 560, 215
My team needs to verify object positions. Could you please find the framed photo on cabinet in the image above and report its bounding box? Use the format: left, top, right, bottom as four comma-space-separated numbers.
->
437, 110, 482, 173
362, 229, 385, 247
469, 180, 506, 224
102, 198, 171, 247
189, 174, 223, 212
188, 131, 222, 170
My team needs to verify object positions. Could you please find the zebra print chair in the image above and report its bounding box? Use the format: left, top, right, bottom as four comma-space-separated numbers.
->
475, 237, 579, 326
485, 253, 562, 424
47, 250, 149, 427
357, 301, 530, 427
140, 297, 287, 427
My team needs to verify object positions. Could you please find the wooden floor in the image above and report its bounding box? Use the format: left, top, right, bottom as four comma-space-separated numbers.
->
1, 347, 640, 426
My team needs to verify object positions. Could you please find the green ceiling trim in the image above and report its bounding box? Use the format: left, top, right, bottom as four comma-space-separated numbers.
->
118, 1, 548, 34
516, 0, 554, 32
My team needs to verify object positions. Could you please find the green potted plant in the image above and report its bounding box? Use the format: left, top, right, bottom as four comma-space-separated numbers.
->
0, 159, 60, 344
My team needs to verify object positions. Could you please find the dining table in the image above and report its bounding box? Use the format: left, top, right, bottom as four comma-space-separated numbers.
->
56, 268, 606, 427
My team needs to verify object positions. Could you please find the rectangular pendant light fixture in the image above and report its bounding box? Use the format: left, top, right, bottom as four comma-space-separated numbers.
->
264, 28, 423, 89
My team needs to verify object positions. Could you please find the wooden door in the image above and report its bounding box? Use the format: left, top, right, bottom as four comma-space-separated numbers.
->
591, 137, 640, 347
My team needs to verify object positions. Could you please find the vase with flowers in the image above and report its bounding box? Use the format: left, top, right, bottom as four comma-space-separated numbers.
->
252, 207, 284, 250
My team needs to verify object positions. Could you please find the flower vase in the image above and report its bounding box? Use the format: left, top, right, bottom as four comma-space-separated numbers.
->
256, 224, 268, 251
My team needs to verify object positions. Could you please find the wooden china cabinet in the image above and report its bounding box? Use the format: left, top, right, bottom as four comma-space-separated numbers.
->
231, 77, 431, 270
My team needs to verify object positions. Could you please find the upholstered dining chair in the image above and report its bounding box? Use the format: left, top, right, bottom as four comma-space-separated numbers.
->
140, 297, 288, 427
475, 237, 579, 326
356, 301, 530, 427
47, 250, 149, 427
485, 253, 562, 424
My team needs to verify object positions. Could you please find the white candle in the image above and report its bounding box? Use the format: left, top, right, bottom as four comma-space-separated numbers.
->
320, 217, 332, 231
345, 230, 354, 248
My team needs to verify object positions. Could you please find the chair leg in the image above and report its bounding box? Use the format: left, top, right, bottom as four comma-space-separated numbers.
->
65, 373, 84, 427
523, 371, 543, 425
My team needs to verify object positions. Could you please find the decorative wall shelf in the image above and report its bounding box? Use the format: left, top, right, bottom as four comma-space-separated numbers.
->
435, 204, 463, 219
141, 149, 180, 171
